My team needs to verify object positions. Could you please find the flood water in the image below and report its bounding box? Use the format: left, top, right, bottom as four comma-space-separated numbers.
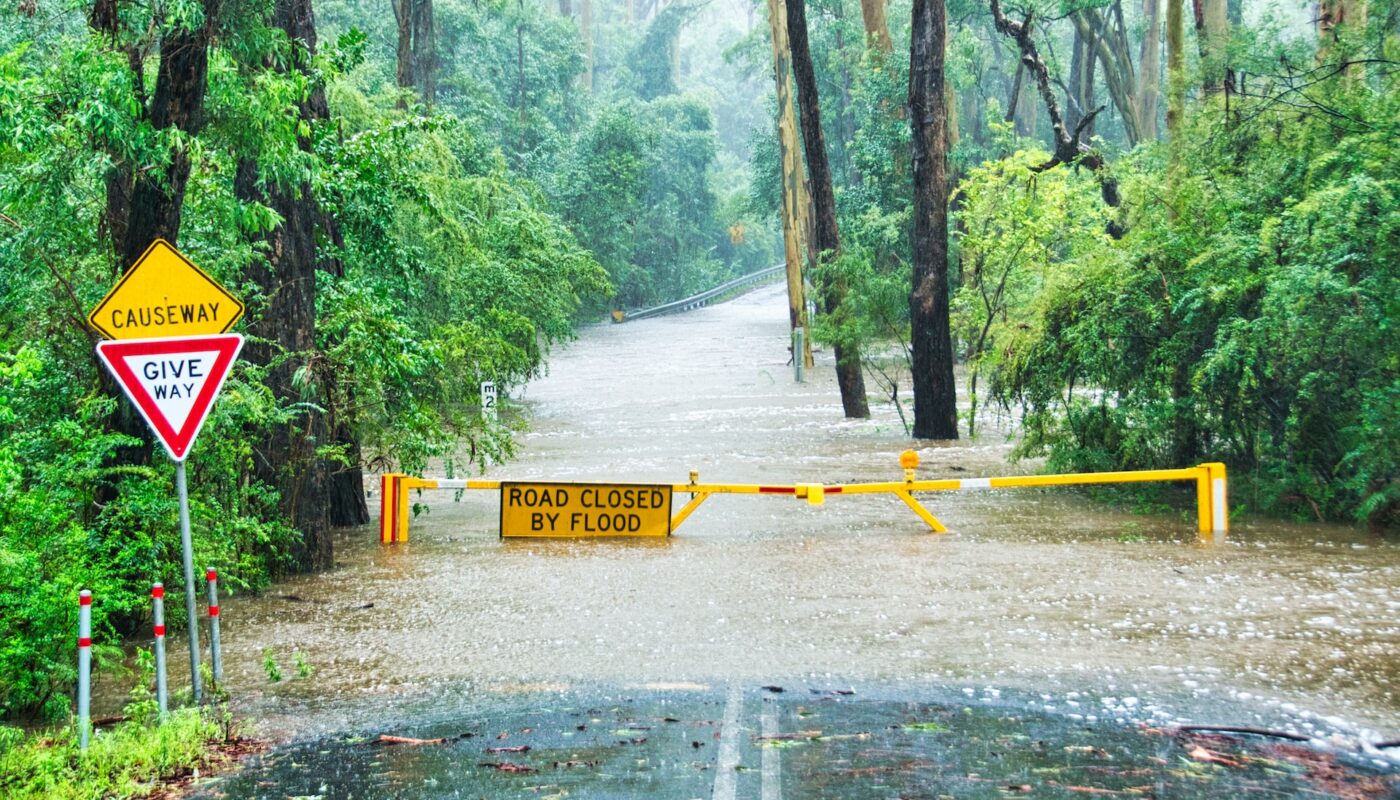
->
178, 284, 1397, 772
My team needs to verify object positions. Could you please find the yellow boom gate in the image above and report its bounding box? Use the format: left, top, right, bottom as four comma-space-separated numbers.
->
379, 453, 1229, 544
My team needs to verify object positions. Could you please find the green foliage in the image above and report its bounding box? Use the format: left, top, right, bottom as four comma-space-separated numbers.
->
0, 708, 222, 800
951, 149, 1113, 434
262, 648, 282, 683
964, 66, 1400, 527
294, 651, 313, 679
559, 95, 725, 307
316, 104, 609, 472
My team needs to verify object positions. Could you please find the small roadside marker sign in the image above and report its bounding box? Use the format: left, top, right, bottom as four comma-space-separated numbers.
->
88, 240, 245, 340
95, 334, 244, 461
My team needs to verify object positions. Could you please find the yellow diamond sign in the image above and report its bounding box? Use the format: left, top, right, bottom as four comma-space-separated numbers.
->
88, 240, 244, 340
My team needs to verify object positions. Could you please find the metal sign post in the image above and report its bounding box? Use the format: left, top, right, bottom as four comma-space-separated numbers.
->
174, 461, 201, 703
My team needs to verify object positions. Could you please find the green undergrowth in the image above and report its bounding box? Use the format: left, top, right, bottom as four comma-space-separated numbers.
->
0, 705, 232, 800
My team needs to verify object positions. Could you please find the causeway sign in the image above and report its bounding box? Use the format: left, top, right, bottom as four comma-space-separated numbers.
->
500, 482, 673, 538
88, 240, 244, 340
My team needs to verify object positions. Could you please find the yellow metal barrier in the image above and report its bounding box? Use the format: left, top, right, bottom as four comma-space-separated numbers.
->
377, 454, 1229, 543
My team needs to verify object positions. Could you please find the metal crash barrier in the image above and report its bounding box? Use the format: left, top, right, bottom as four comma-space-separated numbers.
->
379, 453, 1229, 544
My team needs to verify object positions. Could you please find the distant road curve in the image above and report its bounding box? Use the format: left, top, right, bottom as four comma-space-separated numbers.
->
614, 265, 784, 323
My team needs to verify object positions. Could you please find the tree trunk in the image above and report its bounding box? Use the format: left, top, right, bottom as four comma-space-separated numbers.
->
234, 0, 363, 570
1166, 0, 1184, 140
1066, 24, 1096, 137
121, 0, 216, 266
1015, 64, 1038, 137
786, 0, 869, 418
1138, 0, 1161, 140
767, 0, 814, 368
414, 0, 435, 105
859, 0, 893, 53
1193, 0, 1227, 94
98, 0, 217, 479
1069, 6, 1141, 146
580, 0, 593, 90
1318, 0, 1368, 62
394, 0, 414, 107
909, 0, 958, 439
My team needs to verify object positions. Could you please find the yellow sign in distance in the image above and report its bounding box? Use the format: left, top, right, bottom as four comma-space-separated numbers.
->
500, 482, 673, 538
88, 240, 244, 340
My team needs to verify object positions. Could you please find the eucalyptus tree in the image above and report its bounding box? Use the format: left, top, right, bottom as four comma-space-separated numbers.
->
909, 0, 958, 438
787, 0, 871, 418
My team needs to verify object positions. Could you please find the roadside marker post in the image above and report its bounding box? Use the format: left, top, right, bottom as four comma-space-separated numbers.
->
89, 240, 246, 706
793, 327, 805, 383
481, 381, 498, 422
206, 569, 222, 687
77, 590, 91, 750
153, 583, 168, 717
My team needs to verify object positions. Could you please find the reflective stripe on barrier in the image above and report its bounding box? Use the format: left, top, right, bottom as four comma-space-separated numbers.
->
376, 457, 1229, 543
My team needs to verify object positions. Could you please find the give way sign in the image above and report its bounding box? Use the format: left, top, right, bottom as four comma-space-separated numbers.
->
96, 334, 244, 461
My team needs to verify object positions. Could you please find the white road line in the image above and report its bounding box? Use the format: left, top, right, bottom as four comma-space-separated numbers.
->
761, 697, 782, 800
713, 683, 743, 800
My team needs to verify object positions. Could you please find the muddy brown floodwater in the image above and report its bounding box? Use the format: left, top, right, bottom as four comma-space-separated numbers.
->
167, 284, 1398, 761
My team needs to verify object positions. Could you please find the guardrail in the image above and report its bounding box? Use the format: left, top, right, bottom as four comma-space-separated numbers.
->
614, 266, 785, 323
378, 453, 1229, 544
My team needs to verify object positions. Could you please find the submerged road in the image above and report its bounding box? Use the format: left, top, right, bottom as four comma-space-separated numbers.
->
189, 284, 1399, 797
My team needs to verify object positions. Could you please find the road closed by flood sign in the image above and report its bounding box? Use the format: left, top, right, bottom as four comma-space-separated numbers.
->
500, 482, 672, 538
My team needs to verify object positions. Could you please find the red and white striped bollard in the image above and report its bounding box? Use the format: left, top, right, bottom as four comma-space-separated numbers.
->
153, 583, 168, 716
77, 589, 91, 750
206, 568, 222, 687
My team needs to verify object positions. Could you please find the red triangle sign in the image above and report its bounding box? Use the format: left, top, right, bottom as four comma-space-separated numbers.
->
96, 334, 244, 461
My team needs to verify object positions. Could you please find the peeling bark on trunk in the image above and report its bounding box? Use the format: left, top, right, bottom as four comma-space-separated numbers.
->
237, 159, 334, 571
859, 0, 893, 53
909, 0, 958, 440
786, 0, 869, 419
767, 0, 813, 368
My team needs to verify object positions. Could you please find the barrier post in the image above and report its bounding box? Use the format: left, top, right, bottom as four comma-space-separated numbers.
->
396, 474, 412, 543
1194, 463, 1229, 543
153, 583, 168, 717
1207, 462, 1229, 541
380, 473, 404, 544
77, 590, 91, 750
206, 569, 222, 687
1195, 465, 1212, 537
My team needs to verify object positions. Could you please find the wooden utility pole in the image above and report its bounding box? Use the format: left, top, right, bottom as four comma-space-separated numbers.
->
767, 0, 813, 368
